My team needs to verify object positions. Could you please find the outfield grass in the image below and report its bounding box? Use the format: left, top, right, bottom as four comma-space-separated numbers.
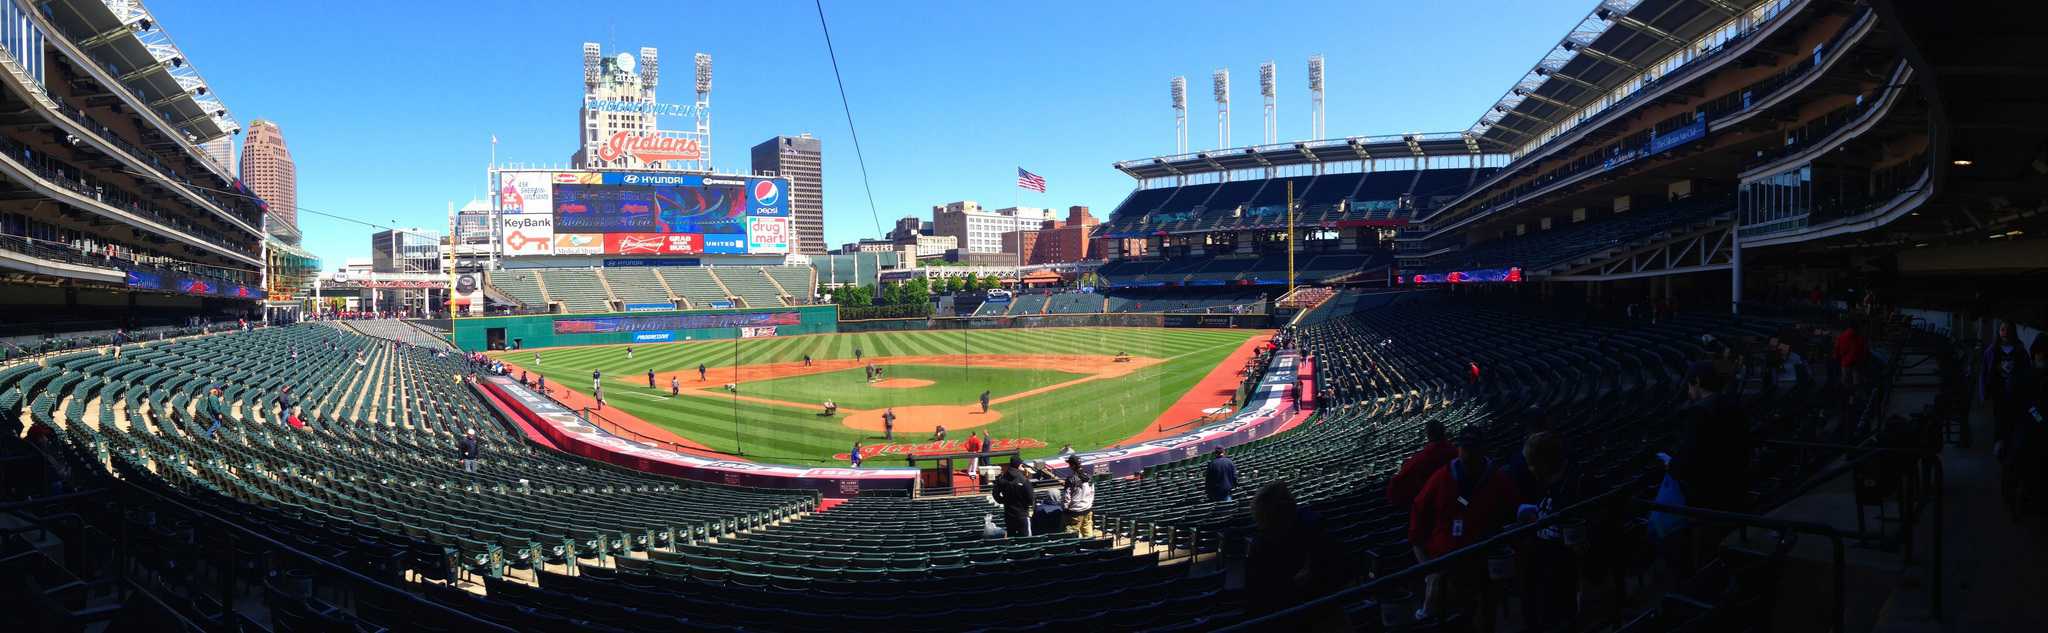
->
740, 364, 1085, 410
493, 327, 1261, 464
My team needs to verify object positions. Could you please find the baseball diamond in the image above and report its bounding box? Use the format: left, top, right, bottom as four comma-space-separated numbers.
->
493, 327, 1269, 464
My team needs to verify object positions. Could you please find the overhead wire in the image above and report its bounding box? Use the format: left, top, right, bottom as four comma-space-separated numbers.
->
814, 0, 885, 236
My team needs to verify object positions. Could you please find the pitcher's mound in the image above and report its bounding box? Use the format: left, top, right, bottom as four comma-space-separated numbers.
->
842, 404, 999, 432
871, 378, 935, 389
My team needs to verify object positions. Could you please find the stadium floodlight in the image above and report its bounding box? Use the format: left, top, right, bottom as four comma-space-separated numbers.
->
1171, 76, 1188, 154
1213, 69, 1230, 149
640, 47, 660, 87
582, 43, 601, 85
1308, 55, 1326, 140
694, 53, 712, 96
1259, 61, 1277, 145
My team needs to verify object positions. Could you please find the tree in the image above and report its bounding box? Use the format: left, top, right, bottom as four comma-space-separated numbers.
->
943, 276, 963, 294
905, 277, 931, 303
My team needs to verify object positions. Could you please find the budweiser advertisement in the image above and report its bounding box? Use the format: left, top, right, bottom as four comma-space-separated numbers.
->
500, 213, 555, 256
607, 232, 703, 255
594, 130, 704, 165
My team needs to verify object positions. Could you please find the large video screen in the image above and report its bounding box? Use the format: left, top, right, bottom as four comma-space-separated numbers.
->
553, 173, 787, 233
494, 171, 790, 256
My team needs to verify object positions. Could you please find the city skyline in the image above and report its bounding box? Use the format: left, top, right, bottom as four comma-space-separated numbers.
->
149, 0, 1586, 268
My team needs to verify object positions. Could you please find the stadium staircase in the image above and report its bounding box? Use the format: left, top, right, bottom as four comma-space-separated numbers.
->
764, 267, 814, 305
713, 269, 784, 309
487, 270, 548, 311
597, 267, 678, 309
537, 269, 610, 313
661, 268, 735, 309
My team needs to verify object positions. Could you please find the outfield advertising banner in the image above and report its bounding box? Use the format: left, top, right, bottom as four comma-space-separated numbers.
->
701, 234, 748, 254
551, 233, 604, 255
624, 303, 675, 312
747, 216, 791, 254
739, 326, 778, 339
497, 171, 555, 214
632, 331, 675, 342
501, 214, 554, 255
552, 311, 803, 335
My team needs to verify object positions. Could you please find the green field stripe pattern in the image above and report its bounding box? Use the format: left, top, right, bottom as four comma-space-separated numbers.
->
497, 327, 1260, 464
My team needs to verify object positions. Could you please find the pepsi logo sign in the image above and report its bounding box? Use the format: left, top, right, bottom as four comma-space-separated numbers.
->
752, 180, 780, 206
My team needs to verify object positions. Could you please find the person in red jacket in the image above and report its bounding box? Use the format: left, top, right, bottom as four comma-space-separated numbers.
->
1387, 420, 1456, 508
963, 432, 985, 481
1408, 425, 1520, 624
1833, 324, 1869, 388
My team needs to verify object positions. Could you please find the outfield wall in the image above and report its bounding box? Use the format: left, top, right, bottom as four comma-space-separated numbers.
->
838, 312, 1272, 333
451, 305, 838, 352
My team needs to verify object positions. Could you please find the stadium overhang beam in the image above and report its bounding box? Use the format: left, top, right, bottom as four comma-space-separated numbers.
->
1611, 16, 1688, 47
1544, 221, 1734, 281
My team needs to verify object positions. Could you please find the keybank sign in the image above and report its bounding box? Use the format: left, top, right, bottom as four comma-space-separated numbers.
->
585, 99, 703, 117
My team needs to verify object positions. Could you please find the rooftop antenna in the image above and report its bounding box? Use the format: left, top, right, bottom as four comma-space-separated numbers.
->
1259, 61, 1277, 145
1308, 55, 1326, 140
1171, 76, 1187, 154
1213, 68, 1230, 149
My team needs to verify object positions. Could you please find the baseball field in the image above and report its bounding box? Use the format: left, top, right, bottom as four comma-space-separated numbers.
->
491, 327, 1269, 465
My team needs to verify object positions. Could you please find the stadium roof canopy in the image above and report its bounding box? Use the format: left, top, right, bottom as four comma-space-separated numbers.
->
44, 0, 239, 143
1467, 0, 1755, 152
1114, 132, 1490, 180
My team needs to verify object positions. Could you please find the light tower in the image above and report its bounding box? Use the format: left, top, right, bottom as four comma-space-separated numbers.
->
695, 53, 712, 168
1259, 61, 1277, 145
1171, 76, 1188, 154
1309, 55, 1326, 140
1213, 69, 1230, 149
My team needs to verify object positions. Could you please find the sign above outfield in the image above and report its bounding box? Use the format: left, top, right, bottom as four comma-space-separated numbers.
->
583, 98, 704, 117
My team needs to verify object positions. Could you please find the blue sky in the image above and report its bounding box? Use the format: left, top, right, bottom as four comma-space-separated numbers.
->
151, 0, 1587, 267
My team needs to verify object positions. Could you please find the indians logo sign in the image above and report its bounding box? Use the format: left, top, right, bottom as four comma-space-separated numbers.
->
596, 131, 703, 164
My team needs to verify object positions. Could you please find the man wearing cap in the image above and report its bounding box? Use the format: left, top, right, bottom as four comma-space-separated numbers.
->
881, 407, 896, 440
458, 428, 481, 473
992, 456, 1035, 537
1408, 425, 1520, 625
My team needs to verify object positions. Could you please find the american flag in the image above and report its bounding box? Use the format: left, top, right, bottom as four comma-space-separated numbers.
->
1016, 167, 1047, 193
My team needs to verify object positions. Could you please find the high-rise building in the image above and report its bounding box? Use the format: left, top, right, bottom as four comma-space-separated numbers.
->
240, 119, 298, 244
201, 136, 234, 174
752, 134, 826, 254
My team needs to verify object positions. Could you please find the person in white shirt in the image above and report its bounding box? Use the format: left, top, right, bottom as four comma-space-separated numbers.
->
1060, 456, 1095, 536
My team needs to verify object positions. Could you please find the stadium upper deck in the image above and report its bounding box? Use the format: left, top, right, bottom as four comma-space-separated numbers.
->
0, 0, 266, 331
1103, 0, 2046, 295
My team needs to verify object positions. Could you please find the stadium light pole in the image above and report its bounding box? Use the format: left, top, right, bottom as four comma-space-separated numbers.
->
1308, 55, 1326, 140
1213, 69, 1230, 149
1171, 76, 1188, 154
1259, 61, 1276, 145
